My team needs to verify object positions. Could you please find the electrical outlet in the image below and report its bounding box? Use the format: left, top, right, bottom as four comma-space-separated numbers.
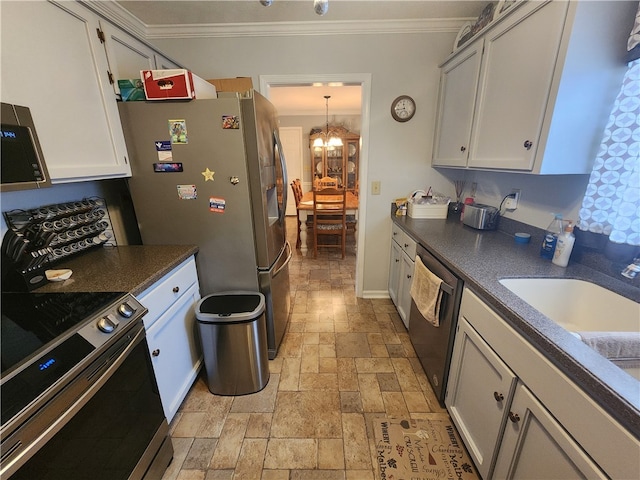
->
371, 181, 381, 195
505, 189, 521, 210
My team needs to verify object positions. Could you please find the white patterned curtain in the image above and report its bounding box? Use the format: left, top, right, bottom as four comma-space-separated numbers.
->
577, 5, 640, 247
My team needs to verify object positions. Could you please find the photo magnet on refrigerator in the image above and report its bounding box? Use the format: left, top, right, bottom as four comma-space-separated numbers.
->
155, 140, 173, 162
209, 197, 226, 213
177, 185, 197, 200
222, 115, 240, 129
154, 163, 183, 173
169, 119, 188, 144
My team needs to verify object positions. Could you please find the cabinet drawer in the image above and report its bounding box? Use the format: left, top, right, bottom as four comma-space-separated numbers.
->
391, 224, 404, 244
138, 256, 198, 328
391, 225, 417, 259
400, 234, 417, 260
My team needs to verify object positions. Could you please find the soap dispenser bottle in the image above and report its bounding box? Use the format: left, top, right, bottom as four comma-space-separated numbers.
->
540, 214, 564, 259
552, 222, 575, 267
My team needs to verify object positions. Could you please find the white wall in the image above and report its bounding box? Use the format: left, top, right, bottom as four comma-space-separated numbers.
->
139, 31, 594, 294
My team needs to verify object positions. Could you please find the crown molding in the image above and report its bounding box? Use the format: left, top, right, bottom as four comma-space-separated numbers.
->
144, 18, 469, 39
80, 0, 148, 39
80, 1, 471, 40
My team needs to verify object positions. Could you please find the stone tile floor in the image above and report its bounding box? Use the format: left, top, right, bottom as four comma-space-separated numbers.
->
161, 218, 448, 480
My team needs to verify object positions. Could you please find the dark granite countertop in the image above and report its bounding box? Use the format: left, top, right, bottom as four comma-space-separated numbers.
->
35, 245, 199, 296
392, 214, 640, 439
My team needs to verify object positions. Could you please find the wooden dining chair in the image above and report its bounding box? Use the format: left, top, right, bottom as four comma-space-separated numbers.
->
291, 179, 304, 248
315, 176, 338, 189
313, 187, 347, 258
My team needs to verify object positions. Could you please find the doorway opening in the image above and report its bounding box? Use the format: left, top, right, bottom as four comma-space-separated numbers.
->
260, 74, 371, 297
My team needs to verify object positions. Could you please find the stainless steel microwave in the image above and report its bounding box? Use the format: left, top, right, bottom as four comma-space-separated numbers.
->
1, 103, 51, 192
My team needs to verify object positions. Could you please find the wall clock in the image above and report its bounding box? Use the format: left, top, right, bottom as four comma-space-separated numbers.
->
391, 95, 416, 122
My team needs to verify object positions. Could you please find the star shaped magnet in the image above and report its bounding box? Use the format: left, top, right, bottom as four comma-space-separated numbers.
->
201, 168, 215, 181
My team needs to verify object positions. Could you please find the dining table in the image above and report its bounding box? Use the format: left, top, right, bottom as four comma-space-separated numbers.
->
296, 191, 359, 253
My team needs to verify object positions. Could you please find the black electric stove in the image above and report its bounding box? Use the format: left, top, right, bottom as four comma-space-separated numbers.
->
0, 290, 137, 427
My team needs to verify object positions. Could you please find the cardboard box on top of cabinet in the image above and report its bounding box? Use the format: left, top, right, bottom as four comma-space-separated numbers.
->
207, 77, 253, 96
118, 79, 146, 101
141, 69, 218, 100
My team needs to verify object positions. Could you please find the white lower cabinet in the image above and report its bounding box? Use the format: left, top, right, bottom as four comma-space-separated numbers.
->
388, 240, 402, 306
137, 257, 202, 423
493, 382, 606, 479
447, 287, 637, 479
397, 250, 414, 326
388, 223, 416, 328
446, 317, 516, 479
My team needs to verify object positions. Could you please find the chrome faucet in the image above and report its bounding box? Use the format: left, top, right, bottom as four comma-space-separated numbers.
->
621, 256, 640, 279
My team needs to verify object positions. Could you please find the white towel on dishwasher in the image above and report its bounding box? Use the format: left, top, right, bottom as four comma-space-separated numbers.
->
410, 255, 444, 327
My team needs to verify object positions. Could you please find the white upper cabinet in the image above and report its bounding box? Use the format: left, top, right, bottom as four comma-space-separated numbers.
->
432, 39, 483, 167
432, 0, 635, 174
99, 20, 156, 95
468, 1, 567, 171
1, 0, 182, 184
98, 20, 182, 96
154, 53, 182, 71
1, 0, 131, 183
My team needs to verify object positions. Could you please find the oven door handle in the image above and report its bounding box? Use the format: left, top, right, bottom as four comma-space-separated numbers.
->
0, 324, 146, 478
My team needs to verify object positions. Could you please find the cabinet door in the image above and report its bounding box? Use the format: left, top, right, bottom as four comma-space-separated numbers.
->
346, 139, 359, 194
99, 20, 156, 97
326, 144, 345, 187
388, 239, 402, 306
0, 0, 131, 182
493, 382, 607, 479
311, 145, 325, 181
146, 282, 202, 423
432, 39, 483, 167
468, 1, 566, 170
446, 317, 517, 479
154, 53, 181, 70
397, 251, 414, 328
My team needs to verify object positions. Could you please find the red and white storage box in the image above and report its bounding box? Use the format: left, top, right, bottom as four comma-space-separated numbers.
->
141, 69, 217, 100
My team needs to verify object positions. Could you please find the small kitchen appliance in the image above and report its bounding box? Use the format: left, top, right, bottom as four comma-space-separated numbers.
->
462, 204, 500, 230
1, 103, 51, 192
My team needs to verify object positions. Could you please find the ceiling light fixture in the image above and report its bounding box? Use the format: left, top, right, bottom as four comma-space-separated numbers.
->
313, 95, 343, 148
259, 0, 329, 16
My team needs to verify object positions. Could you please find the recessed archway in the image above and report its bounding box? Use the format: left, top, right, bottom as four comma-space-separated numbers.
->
260, 73, 371, 297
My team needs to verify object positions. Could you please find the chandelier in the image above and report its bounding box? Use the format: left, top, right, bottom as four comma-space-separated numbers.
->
313, 95, 343, 148
259, 0, 330, 16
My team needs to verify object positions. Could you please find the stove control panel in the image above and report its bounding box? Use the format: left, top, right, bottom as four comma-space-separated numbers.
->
79, 294, 147, 348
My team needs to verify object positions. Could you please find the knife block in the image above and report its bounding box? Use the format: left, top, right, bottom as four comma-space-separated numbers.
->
1, 252, 48, 291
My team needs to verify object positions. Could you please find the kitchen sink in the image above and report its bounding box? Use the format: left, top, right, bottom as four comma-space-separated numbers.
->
499, 278, 640, 333
499, 278, 640, 379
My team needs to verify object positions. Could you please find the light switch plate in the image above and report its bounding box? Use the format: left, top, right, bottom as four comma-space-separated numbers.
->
372, 181, 381, 195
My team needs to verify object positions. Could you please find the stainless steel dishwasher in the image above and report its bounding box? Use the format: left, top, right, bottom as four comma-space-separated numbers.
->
408, 243, 463, 406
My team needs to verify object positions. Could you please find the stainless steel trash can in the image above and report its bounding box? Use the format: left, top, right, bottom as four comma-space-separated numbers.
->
196, 291, 270, 395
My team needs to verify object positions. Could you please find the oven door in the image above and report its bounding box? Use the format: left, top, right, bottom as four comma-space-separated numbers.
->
2, 323, 173, 480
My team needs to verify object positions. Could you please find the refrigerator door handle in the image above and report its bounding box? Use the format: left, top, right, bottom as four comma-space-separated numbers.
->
274, 130, 288, 226
273, 241, 292, 278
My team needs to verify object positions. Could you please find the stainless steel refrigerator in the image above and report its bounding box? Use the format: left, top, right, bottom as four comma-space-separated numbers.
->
118, 92, 291, 359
